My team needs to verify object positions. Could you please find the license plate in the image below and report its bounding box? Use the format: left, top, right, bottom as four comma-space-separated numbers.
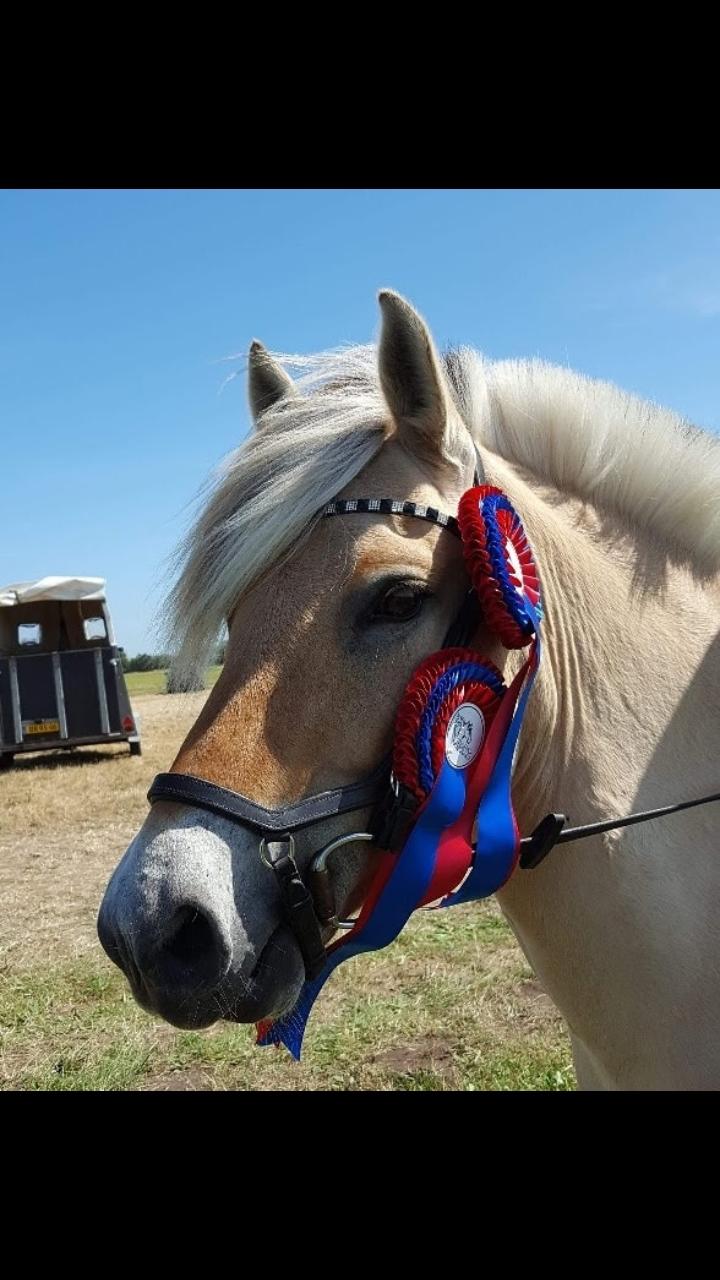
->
23, 720, 60, 735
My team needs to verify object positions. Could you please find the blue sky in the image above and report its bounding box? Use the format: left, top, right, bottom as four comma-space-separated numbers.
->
2, 188, 719, 655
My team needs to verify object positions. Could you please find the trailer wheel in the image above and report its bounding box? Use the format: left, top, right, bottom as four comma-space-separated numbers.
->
129, 741, 142, 757
0, 753, 14, 770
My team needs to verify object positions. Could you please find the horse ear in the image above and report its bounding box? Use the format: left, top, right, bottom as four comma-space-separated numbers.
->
248, 340, 296, 425
377, 290, 452, 461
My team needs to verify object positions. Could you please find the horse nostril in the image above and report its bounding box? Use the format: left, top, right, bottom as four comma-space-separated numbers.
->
157, 905, 231, 987
163, 907, 213, 968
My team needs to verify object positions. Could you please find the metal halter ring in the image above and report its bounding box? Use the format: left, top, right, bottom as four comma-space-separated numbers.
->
309, 831, 375, 932
259, 831, 298, 871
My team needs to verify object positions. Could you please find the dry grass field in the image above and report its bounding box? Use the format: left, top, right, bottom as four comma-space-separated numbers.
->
0, 684, 574, 1091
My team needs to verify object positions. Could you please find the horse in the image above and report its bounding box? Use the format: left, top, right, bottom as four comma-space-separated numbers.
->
97, 289, 720, 1089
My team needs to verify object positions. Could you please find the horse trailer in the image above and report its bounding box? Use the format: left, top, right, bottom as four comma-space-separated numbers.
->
0, 577, 141, 768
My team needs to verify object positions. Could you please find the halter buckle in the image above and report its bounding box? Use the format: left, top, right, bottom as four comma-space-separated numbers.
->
371, 779, 418, 852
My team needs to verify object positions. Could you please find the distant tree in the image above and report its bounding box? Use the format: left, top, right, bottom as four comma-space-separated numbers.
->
166, 663, 205, 694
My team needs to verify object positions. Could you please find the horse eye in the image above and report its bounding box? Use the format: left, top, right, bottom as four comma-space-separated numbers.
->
369, 582, 430, 625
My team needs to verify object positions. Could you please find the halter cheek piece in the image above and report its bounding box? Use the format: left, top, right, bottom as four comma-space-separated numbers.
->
148, 482, 720, 1060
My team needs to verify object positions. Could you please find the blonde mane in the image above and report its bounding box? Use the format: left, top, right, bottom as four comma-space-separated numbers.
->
166, 343, 720, 678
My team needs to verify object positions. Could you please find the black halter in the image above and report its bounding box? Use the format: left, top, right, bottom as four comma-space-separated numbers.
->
148, 758, 391, 836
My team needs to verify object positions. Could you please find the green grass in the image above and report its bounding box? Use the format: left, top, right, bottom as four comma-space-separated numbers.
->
124, 665, 222, 696
0, 902, 575, 1091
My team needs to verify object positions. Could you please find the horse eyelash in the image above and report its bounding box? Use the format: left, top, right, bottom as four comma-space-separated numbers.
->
363, 581, 434, 627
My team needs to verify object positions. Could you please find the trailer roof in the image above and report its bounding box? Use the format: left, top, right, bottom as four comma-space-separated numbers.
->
0, 577, 107, 607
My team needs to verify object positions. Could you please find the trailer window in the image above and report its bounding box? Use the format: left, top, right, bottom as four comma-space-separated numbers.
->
18, 623, 42, 646
84, 616, 107, 641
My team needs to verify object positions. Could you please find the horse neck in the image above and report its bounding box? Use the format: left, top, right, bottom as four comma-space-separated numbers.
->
478, 453, 720, 1087
482, 451, 719, 830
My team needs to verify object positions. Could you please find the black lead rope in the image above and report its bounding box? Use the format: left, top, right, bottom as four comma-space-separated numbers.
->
519, 791, 720, 870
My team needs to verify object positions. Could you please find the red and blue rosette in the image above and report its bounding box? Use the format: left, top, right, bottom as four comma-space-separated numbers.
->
393, 647, 506, 802
458, 486, 541, 649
